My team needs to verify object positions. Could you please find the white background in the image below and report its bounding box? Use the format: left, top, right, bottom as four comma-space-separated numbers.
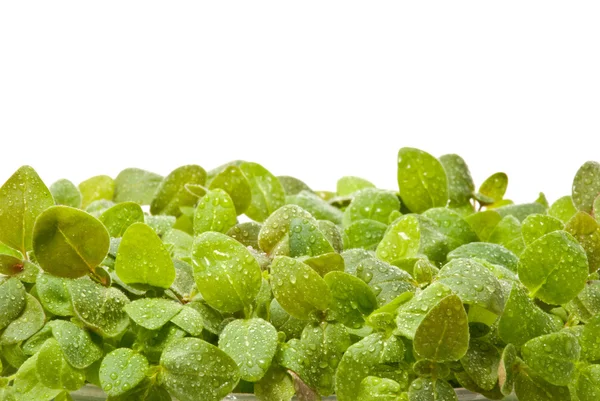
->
1, 2, 599, 204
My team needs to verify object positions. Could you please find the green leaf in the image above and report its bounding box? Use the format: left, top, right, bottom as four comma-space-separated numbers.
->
459, 339, 500, 391
255, 366, 295, 401
193, 189, 237, 235
514, 368, 571, 401
219, 318, 278, 382
354, 257, 415, 307
496, 202, 547, 222
69, 278, 130, 338
170, 305, 204, 336
397, 147, 448, 213
566, 211, 600, 273
0, 166, 54, 255
522, 331, 580, 386
337, 176, 375, 196
436, 258, 504, 316
286, 190, 343, 224
13, 354, 62, 401
574, 364, 600, 401
271, 257, 330, 321
572, 161, 600, 213
258, 205, 314, 255
324, 271, 377, 328
301, 252, 345, 277
86, 199, 115, 217
0, 294, 45, 345
343, 219, 387, 251
497, 284, 556, 346
115, 222, 176, 288
357, 376, 403, 401
99, 202, 144, 238
240, 162, 286, 222
548, 196, 578, 223
479, 172, 508, 202
575, 314, 600, 362
99, 348, 149, 396
114, 168, 163, 205
375, 215, 421, 263
413, 294, 469, 362
192, 231, 262, 313
36, 272, 74, 316
162, 229, 193, 262
289, 217, 334, 258
269, 298, 306, 340
278, 175, 312, 196
50, 179, 82, 208
407, 378, 457, 401
464, 210, 502, 241
133, 323, 187, 363
447, 242, 519, 272
342, 188, 400, 226
565, 280, 600, 323
79, 175, 115, 209
439, 154, 474, 208
150, 165, 207, 217
522, 214, 564, 245
159, 337, 240, 401
498, 343, 518, 396
185, 300, 223, 335
36, 338, 86, 391
144, 215, 176, 236
487, 215, 525, 255
48, 320, 103, 369
227, 222, 262, 249
0, 278, 27, 331
395, 282, 453, 339
208, 165, 252, 215
124, 298, 183, 330
33, 205, 110, 278
422, 207, 478, 250
22, 324, 52, 356
518, 231, 588, 304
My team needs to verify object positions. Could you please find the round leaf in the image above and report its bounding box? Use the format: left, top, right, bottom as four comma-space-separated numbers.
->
49, 179, 81, 208
78, 175, 115, 209
37, 273, 73, 316
479, 172, 508, 202
99, 348, 149, 396
0, 277, 27, 330
48, 320, 103, 369
324, 271, 377, 328
209, 165, 253, 215
193, 189, 237, 235
37, 338, 86, 391
408, 378, 457, 401
239, 162, 285, 222
99, 202, 144, 238
0, 294, 45, 345
113, 168, 163, 205
522, 214, 564, 245
522, 331, 580, 386
150, 165, 207, 217
439, 154, 475, 207
124, 298, 183, 330
573, 161, 600, 213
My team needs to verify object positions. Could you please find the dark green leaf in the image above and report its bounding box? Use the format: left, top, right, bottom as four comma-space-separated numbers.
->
0, 278, 27, 330
240, 162, 285, 222
37, 338, 86, 391
522, 331, 579, 386
150, 165, 207, 217
48, 320, 103, 369
498, 343, 518, 396
395, 282, 453, 339
459, 339, 499, 391
354, 257, 415, 307
574, 364, 600, 401
514, 368, 571, 401
324, 271, 378, 328
227, 222, 262, 249
439, 154, 475, 207
99, 348, 149, 396
0, 294, 45, 345
50, 179, 82, 208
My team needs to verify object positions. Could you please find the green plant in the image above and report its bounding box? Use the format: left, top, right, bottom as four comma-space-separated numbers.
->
0, 149, 599, 401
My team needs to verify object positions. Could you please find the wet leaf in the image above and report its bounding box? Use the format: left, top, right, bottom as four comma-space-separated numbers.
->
574, 364, 600, 401
289, 217, 334, 258
278, 175, 312, 196
99, 202, 144, 238
99, 348, 149, 396
497, 284, 556, 346
0, 294, 45, 345
151, 165, 207, 217
258, 205, 314, 255
439, 154, 475, 208
113, 168, 163, 205
208, 165, 252, 215
170, 305, 204, 336
13, 354, 62, 401
522, 331, 579, 386
576, 314, 600, 362
270, 256, 331, 320
37, 338, 86, 391
343, 188, 400, 226
395, 282, 453, 339
357, 376, 403, 401
124, 298, 182, 330
422, 207, 478, 251
498, 343, 518, 396
566, 211, 600, 273
0, 277, 27, 330
269, 298, 307, 340
115, 222, 176, 288
408, 378, 457, 401
33, 206, 110, 278
413, 294, 469, 362
50, 179, 82, 208
518, 231, 588, 304
572, 161, 600, 213
522, 214, 564, 246
324, 271, 377, 328
464, 210, 502, 241
301, 252, 345, 277
159, 337, 240, 401
496, 202, 547, 222
193, 189, 237, 234
79, 175, 115, 209
548, 196, 578, 223
255, 365, 295, 401
397, 147, 448, 213
343, 219, 387, 250
287, 191, 343, 224
48, 320, 103, 369
192, 231, 262, 313
227, 222, 262, 249
337, 176, 375, 196
479, 173, 508, 202
447, 242, 519, 272
36, 272, 74, 316
565, 280, 600, 323
514, 368, 571, 401
487, 215, 525, 255
219, 318, 278, 382
240, 162, 285, 222
0, 166, 54, 255
354, 257, 415, 307
459, 339, 499, 391
144, 215, 176, 237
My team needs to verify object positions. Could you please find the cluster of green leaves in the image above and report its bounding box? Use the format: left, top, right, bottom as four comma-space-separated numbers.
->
2, 151, 600, 401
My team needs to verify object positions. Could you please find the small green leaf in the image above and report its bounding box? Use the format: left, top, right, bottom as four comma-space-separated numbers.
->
270, 256, 331, 320
479, 172, 508, 202
114, 168, 163, 205
227, 222, 262, 249
337, 176, 375, 196
289, 217, 334, 258
575, 314, 600, 362
185, 300, 224, 335
447, 242, 519, 272
144, 215, 176, 236
0, 166, 54, 255
343, 219, 387, 250
240, 162, 285, 222
50, 179, 82, 208
159, 338, 240, 401
573, 161, 600, 213
115, 222, 176, 288
255, 366, 295, 401
219, 318, 278, 382
208, 165, 252, 215
357, 376, 403, 401
195, 191, 238, 236
99, 202, 144, 238
85, 199, 115, 217
124, 298, 183, 330
48, 320, 103, 369
498, 343, 518, 396
439, 154, 475, 207
459, 339, 499, 391
514, 368, 571, 401
0, 294, 45, 345
150, 165, 207, 217
422, 207, 478, 250
464, 210, 502, 241
33, 206, 110, 278
269, 298, 306, 340
36, 272, 73, 316
170, 305, 204, 336
518, 231, 588, 304
408, 377, 457, 401
324, 271, 377, 328
574, 364, 600, 401
278, 175, 313, 196
79, 175, 115, 209
286, 190, 343, 224
566, 211, 600, 273
354, 257, 415, 307
0, 278, 27, 330
376, 215, 421, 263
342, 188, 400, 226
413, 294, 469, 362
302, 252, 345, 277
548, 196, 578, 223
395, 282, 453, 339
69, 278, 130, 338
522, 214, 564, 245
565, 280, 600, 323
36, 338, 86, 391
496, 202, 547, 222
192, 231, 262, 313
487, 215, 525, 255
13, 354, 62, 401
497, 284, 556, 346
99, 348, 149, 396
522, 331, 580, 386
258, 205, 314, 255
397, 147, 448, 213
